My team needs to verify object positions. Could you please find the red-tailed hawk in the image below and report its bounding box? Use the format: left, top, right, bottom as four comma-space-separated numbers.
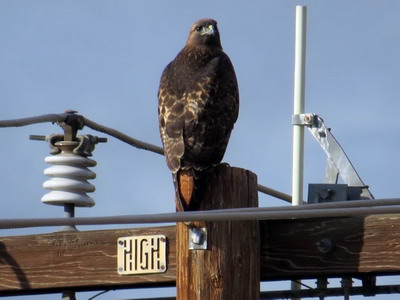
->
158, 18, 239, 211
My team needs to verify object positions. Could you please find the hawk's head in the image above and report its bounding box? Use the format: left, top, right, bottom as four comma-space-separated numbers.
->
186, 19, 222, 49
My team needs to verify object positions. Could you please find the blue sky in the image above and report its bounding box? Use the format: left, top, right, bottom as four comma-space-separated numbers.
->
1, 0, 400, 299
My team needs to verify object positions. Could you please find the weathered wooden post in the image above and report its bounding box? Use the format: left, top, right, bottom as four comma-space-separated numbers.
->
176, 165, 260, 300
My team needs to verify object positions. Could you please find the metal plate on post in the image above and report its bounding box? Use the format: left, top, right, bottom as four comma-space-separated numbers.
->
117, 235, 167, 275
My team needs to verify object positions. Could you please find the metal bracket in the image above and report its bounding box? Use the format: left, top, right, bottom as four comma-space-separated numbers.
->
188, 227, 207, 250
308, 184, 365, 203
74, 135, 107, 157
58, 110, 85, 141
30, 134, 107, 156
361, 276, 377, 297
292, 113, 315, 126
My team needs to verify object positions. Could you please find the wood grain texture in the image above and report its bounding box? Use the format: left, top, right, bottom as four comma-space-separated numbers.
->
176, 165, 260, 300
0, 226, 175, 295
261, 214, 400, 280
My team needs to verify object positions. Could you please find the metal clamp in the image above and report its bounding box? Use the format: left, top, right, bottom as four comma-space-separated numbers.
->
292, 113, 315, 126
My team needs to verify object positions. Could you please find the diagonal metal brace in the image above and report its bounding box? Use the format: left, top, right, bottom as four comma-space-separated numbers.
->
292, 113, 374, 199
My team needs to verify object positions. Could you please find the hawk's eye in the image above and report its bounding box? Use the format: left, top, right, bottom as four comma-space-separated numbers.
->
195, 26, 202, 32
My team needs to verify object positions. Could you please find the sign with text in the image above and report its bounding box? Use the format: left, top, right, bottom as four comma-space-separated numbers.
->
117, 235, 167, 275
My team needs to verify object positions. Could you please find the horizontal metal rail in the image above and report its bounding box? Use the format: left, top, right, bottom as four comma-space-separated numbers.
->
0, 198, 399, 229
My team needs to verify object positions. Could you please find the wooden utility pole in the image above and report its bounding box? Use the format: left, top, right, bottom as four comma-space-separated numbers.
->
176, 165, 260, 300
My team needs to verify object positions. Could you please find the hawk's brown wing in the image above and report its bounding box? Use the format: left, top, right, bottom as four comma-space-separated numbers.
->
158, 60, 186, 173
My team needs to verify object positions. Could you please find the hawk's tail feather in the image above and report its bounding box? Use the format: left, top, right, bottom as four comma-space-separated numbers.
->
178, 169, 194, 207
174, 168, 205, 211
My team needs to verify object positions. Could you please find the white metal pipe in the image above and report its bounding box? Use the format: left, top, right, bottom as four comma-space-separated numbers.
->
291, 6, 307, 300
292, 6, 307, 206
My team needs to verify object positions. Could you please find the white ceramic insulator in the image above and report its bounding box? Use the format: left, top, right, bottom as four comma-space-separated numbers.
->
41, 153, 97, 207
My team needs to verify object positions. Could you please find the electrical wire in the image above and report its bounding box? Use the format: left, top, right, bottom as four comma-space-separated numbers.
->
82, 116, 292, 202
0, 113, 292, 201
88, 290, 111, 300
292, 279, 314, 290
0, 113, 163, 154
83, 116, 164, 155
0, 113, 65, 127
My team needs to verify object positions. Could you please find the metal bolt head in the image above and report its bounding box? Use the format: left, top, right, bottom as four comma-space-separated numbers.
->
319, 189, 334, 200
191, 228, 205, 245
304, 114, 312, 122
188, 227, 207, 250
316, 238, 335, 254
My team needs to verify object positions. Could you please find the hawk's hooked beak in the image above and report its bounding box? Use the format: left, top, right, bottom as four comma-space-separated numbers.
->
201, 24, 215, 36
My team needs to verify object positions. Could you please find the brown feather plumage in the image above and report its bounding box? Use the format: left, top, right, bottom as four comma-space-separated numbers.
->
158, 19, 239, 211
178, 170, 194, 207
